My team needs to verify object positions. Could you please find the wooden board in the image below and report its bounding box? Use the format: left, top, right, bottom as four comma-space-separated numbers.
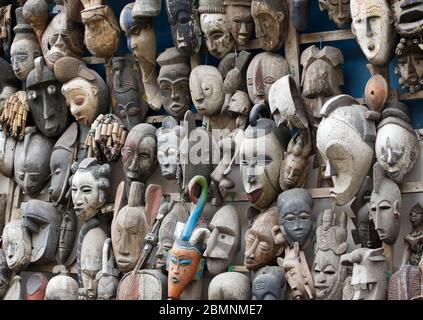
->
299, 29, 356, 45
284, 0, 301, 86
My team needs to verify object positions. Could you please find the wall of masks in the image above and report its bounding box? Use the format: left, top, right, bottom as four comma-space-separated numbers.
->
0, 0, 422, 301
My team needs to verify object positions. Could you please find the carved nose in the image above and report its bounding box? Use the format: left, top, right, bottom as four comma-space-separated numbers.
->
365, 19, 373, 37
239, 23, 247, 34
48, 187, 53, 194
128, 154, 138, 171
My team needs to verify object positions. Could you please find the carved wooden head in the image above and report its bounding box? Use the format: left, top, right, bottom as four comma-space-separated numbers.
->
44, 274, 79, 300
392, 0, 423, 36
319, 0, 351, 28
252, 266, 285, 300
395, 38, 423, 92
224, 0, 253, 47
2, 219, 31, 272
208, 272, 251, 299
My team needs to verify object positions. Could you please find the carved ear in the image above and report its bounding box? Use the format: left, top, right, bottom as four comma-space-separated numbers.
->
272, 225, 285, 245
276, 257, 284, 267
113, 181, 126, 218
145, 184, 163, 226
276, 12, 285, 24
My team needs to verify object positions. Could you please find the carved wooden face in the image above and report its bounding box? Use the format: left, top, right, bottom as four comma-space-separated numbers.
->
204, 205, 240, 275
392, 0, 423, 36
312, 250, 342, 300
128, 25, 156, 72
49, 148, 72, 205
246, 52, 289, 105
157, 128, 180, 180
357, 209, 382, 249
200, 14, 235, 59
240, 131, 283, 210
376, 124, 418, 183
167, 0, 201, 54
0, 250, 10, 298
316, 106, 375, 206
81, 227, 107, 300
351, 0, 395, 66
410, 204, 423, 230
395, 39, 423, 92
57, 211, 77, 265
111, 206, 148, 273
369, 179, 401, 245
62, 78, 100, 126
251, 0, 287, 51
278, 201, 313, 247
226, 5, 254, 46
167, 243, 202, 299
252, 266, 285, 300
44, 275, 79, 300
10, 38, 41, 81
81, 5, 119, 58
2, 220, 31, 272
244, 208, 282, 271
190, 65, 224, 116
281, 154, 307, 190
319, 0, 351, 28
0, 132, 15, 178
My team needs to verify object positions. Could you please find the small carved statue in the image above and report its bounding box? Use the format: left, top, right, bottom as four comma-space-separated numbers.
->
279, 130, 313, 191
198, 0, 235, 59
14, 127, 54, 196
395, 38, 423, 93
0, 250, 11, 299
251, 0, 288, 51
96, 238, 120, 300
22, 0, 50, 43
208, 272, 251, 300
25, 273, 48, 300
166, 0, 202, 55
319, 0, 351, 28
54, 57, 109, 126
121, 123, 158, 186
0, 131, 16, 178
350, 0, 395, 66
71, 157, 112, 222
312, 209, 348, 300
341, 247, 388, 300
41, 12, 85, 70
80, 0, 120, 58
120, 3, 162, 111
252, 266, 286, 300
244, 207, 284, 271
316, 95, 376, 206
204, 205, 241, 275
10, 7, 42, 81
26, 57, 71, 138
240, 106, 290, 210
49, 123, 78, 206
300, 45, 344, 129
224, 0, 254, 47
2, 219, 31, 273
392, 0, 423, 36
156, 116, 185, 180
246, 52, 290, 107
23, 200, 61, 265
369, 163, 401, 246
375, 101, 419, 182
167, 176, 210, 300
45, 273, 79, 300
402, 203, 423, 267
157, 47, 192, 120
0, 4, 13, 60
0, 91, 29, 141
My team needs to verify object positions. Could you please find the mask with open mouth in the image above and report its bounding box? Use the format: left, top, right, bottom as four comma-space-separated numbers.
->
392, 0, 423, 36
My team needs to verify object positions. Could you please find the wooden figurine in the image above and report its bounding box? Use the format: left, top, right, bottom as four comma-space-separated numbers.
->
341, 248, 388, 300
240, 105, 290, 210
2, 219, 31, 273
392, 0, 423, 36
300, 45, 344, 130
395, 38, 423, 93
208, 272, 251, 300
244, 206, 284, 271
252, 266, 286, 300
71, 158, 112, 222
0, 250, 11, 299
120, 3, 162, 111
0, 4, 13, 60
251, 0, 288, 51
10, 7, 42, 81
25, 273, 48, 300
167, 176, 210, 300
279, 129, 312, 191
23, 200, 61, 265
111, 182, 161, 273
22, 0, 49, 43
54, 57, 109, 126
41, 12, 85, 70
375, 101, 419, 183
26, 57, 71, 138
45, 273, 79, 300
204, 204, 241, 275
109, 55, 148, 131
121, 123, 158, 187
96, 238, 120, 300
350, 0, 395, 66
198, 0, 235, 59
312, 209, 348, 300
0, 131, 16, 178
246, 52, 290, 107
388, 265, 421, 300
224, 0, 254, 47
157, 47, 192, 120
14, 127, 54, 197
166, 0, 201, 55
316, 95, 376, 206
0, 91, 30, 141
49, 122, 78, 206
402, 203, 423, 267
80, 0, 120, 58
156, 116, 185, 180
318, 0, 351, 28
